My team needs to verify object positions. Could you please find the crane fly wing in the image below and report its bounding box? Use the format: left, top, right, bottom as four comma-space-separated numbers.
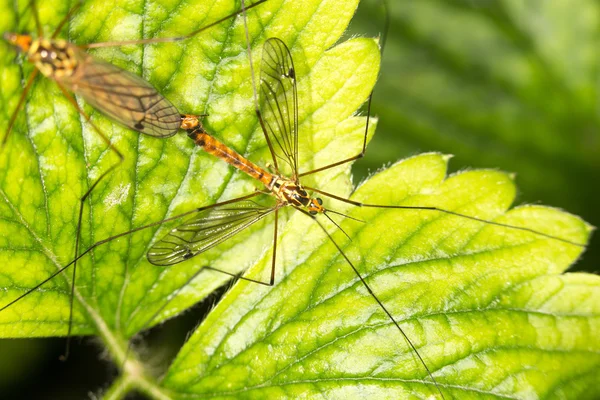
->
147, 201, 276, 266
259, 38, 298, 178
62, 47, 180, 138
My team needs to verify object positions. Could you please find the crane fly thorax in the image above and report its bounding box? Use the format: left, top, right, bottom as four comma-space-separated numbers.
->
271, 178, 324, 214
3, 33, 76, 77
28, 39, 78, 79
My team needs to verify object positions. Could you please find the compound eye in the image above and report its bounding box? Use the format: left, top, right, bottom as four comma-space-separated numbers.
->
309, 210, 317, 216
317, 198, 323, 205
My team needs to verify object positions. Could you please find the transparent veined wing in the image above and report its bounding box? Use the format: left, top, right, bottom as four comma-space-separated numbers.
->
61, 46, 181, 138
147, 201, 276, 266
259, 37, 298, 178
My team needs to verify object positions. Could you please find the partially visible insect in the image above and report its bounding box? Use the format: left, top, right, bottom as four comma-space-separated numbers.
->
3, 30, 587, 397
3, 0, 267, 145
1, 0, 265, 358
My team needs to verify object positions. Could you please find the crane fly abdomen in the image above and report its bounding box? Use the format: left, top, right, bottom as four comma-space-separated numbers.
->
57, 46, 180, 138
186, 127, 274, 187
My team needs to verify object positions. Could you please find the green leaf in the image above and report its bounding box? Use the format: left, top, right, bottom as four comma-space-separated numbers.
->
0, 0, 598, 399
351, 0, 600, 273
162, 153, 598, 399
0, 0, 373, 339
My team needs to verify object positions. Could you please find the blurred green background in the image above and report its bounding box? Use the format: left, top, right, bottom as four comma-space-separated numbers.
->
2, 0, 598, 398
351, 0, 599, 274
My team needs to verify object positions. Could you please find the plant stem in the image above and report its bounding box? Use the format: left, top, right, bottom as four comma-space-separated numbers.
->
87, 314, 171, 399
102, 375, 133, 400
100, 346, 173, 400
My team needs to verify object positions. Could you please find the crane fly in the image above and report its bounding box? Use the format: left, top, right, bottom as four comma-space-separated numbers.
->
2, 30, 588, 398
1, 0, 265, 359
3, 0, 266, 145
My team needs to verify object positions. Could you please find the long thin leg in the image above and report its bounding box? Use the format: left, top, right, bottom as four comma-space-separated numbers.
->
51, 0, 82, 39
121, 202, 278, 367
0, 72, 124, 358
2, 69, 39, 146
132, 259, 280, 332
305, 186, 586, 248
299, 0, 390, 179
55, 83, 124, 157
129, 260, 276, 339
121, 260, 274, 368
129, 207, 281, 341
379, 0, 390, 51
130, 207, 280, 337
55, 82, 126, 360
204, 266, 274, 286
29, 0, 43, 38
61, 158, 123, 360
241, 0, 281, 173
80, 0, 267, 49
0, 192, 263, 314
121, 223, 281, 367
297, 93, 372, 178
269, 208, 278, 285
298, 209, 446, 400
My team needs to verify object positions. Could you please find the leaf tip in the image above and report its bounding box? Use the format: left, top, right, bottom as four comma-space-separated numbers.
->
441, 153, 454, 163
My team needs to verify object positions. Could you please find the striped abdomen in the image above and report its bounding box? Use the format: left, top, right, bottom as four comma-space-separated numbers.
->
189, 129, 273, 188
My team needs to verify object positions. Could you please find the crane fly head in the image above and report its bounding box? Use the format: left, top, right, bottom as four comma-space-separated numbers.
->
4, 32, 32, 52
308, 197, 324, 215
180, 114, 203, 131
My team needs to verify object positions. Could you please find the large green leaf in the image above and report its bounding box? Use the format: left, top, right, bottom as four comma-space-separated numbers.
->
0, 0, 598, 399
161, 153, 598, 399
0, 0, 372, 338
352, 0, 600, 273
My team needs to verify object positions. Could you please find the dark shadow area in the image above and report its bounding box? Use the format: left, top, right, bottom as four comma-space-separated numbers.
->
0, 281, 232, 399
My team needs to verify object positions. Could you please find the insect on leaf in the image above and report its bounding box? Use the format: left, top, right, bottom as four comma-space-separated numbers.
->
163, 153, 598, 399
0, 0, 598, 399
0, 0, 372, 343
